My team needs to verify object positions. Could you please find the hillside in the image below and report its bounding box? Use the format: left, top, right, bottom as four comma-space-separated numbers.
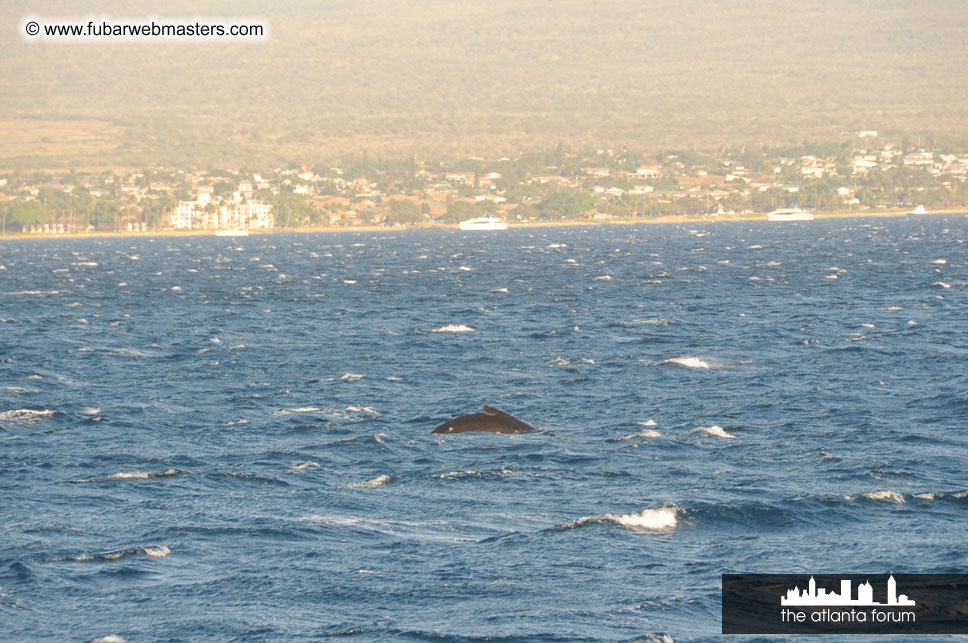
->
3, 0, 967, 168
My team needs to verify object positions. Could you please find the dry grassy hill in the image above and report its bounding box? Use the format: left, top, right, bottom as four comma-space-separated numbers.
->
3, 0, 967, 168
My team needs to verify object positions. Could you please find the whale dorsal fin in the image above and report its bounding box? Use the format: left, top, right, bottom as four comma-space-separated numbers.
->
482, 405, 509, 417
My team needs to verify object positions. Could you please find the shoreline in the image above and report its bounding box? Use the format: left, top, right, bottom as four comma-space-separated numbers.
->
1, 208, 965, 240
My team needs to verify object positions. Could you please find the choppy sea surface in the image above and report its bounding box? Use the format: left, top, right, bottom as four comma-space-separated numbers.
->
2, 216, 967, 642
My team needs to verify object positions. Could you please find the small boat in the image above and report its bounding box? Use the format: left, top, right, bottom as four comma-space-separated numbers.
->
214, 229, 249, 237
458, 215, 508, 231
907, 205, 926, 215
767, 206, 814, 221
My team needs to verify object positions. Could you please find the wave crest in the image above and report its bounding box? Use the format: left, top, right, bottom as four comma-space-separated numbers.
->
609, 429, 662, 442
679, 425, 736, 439
346, 474, 394, 488
557, 506, 677, 532
73, 468, 180, 483
49, 545, 170, 562
430, 324, 475, 333
662, 356, 713, 369
0, 408, 56, 422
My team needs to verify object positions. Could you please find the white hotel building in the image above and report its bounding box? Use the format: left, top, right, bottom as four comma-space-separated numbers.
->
169, 191, 274, 230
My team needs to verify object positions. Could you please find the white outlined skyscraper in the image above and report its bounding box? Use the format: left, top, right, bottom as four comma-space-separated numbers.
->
781, 576, 915, 607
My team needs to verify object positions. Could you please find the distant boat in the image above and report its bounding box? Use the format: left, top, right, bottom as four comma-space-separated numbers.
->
458, 215, 508, 231
767, 206, 814, 221
907, 204, 926, 215
214, 229, 249, 236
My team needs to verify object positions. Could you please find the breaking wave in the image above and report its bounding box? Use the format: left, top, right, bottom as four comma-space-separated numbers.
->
555, 507, 678, 532
273, 406, 321, 416
345, 474, 394, 488
73, 469, 180, 483
678, 425, 736, 439
47, 545, 170, 562
288, 461, 319, 471
430, 324, 475, 333
661, 357, 713, 369
614, 429, 662, 441
0, 409, 57, 422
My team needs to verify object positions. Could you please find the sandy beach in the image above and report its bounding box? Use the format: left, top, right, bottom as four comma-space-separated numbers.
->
2, 208, 964, 241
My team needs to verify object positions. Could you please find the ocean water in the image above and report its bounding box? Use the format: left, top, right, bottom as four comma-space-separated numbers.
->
1, 216, 967, 642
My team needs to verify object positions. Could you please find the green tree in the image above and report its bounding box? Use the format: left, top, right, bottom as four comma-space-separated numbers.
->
540, 191, 597, 218
386, 199, 425, 224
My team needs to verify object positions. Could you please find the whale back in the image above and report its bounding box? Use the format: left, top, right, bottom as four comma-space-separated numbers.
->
432, 406, 536, 434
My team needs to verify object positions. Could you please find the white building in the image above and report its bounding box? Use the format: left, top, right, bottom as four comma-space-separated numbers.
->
169, 199, 273, 230
170, 201, 198, 229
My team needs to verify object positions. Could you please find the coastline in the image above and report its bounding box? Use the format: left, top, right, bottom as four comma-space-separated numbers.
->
1, 208, 964, 240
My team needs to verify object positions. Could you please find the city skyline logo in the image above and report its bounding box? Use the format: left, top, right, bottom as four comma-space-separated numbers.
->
781, 575, 915, 607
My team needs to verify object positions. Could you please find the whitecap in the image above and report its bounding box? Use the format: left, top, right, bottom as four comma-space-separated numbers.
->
53, 545, 169, 563
489, 288, 510, 293
611, 429, 662, 441
458, 266, 472, 271
273, 406, 320, 416
637, 419, 657, 426
0, 409, 56, 422
80, 407, 101, 416
5, 290, 62, 296
932, 281, 951, 288
431, 324, 474, 333
289, 461, 319, 471
3, 386, 35, 394
140, 545, 171, 558
346, 474, 394, 489
607, 507, 678, 530
593, 275, 612, 281
562, 506, 677, 531
931, 259, 947, 264
73, 468, 179, 483
662, 356, 713, 369
862, 490, 905, 503
679, 425, 736, 439
93, 636, 128, 643
630, 318, 670, 326
345, 405, 378, 414
339, 373, 364, 382
432, 470, 480, 479
912, 493, 934, 501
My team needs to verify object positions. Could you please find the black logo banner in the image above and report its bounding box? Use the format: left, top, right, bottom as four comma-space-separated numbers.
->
722, 574, 968, 634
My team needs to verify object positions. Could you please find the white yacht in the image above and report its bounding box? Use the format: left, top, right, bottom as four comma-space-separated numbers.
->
458, 215, 508, 231
766, 206, 814, 221
907, 205, 926, 215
